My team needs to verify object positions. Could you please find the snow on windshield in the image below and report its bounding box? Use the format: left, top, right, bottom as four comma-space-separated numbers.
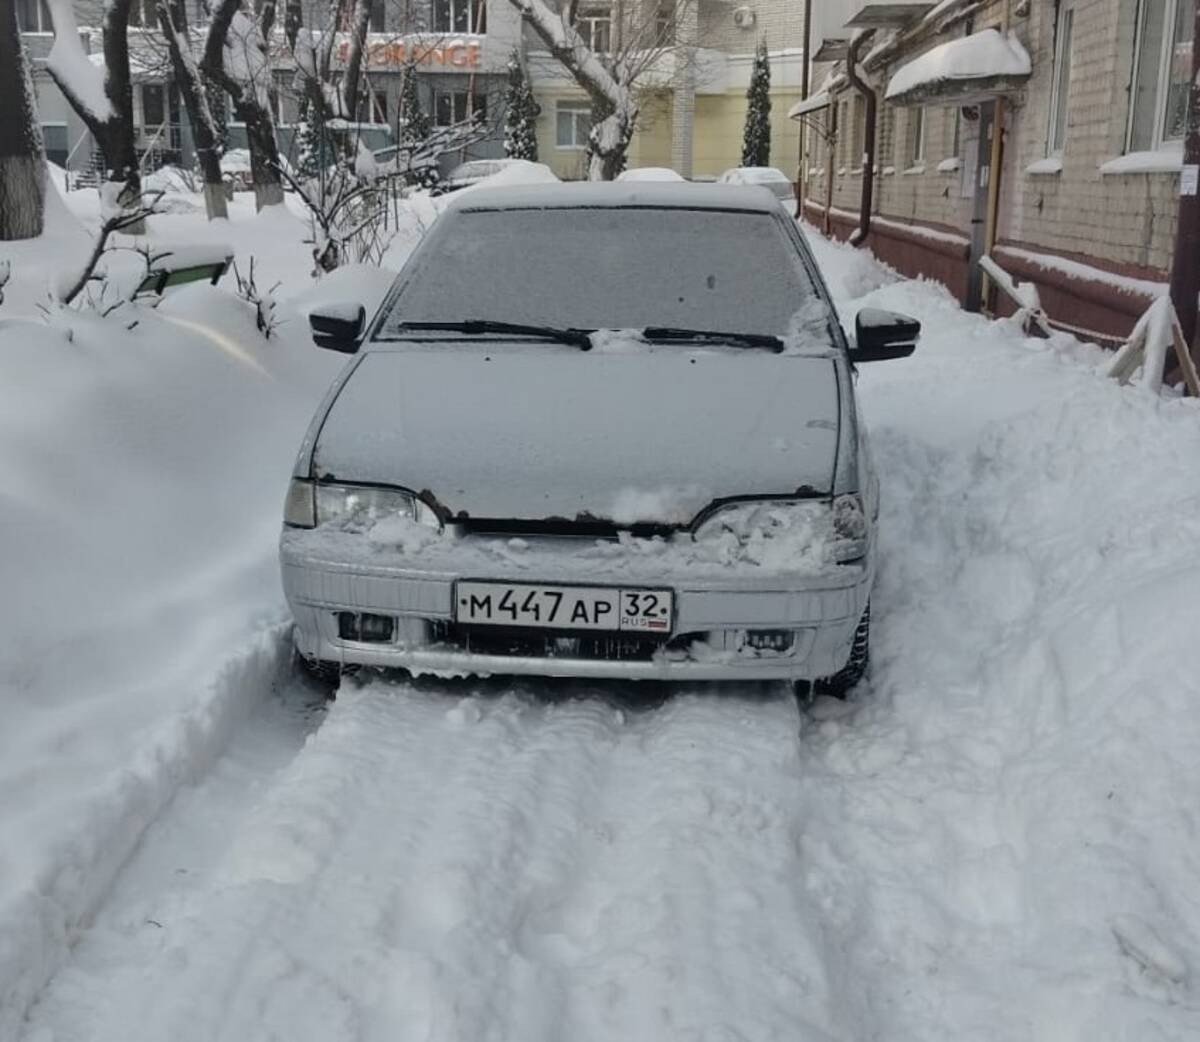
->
378, 207, 824, 339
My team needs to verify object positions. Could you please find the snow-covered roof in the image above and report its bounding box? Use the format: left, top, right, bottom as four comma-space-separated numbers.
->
446, 181, 785, 214
885, 28, 1031, 104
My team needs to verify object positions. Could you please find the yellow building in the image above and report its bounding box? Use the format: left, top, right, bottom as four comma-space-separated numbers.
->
524, 0, 806, 180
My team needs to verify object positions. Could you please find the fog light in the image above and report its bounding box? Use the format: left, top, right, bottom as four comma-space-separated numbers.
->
337, 612, 395, 643
744, 629, 795, 652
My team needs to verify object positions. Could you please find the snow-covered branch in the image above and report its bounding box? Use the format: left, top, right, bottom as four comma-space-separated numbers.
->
44, 0, 114, 127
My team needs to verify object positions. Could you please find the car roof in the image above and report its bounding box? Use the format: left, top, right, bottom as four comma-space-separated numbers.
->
443, 180, 783, 214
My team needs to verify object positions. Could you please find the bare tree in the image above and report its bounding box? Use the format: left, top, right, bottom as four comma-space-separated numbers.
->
156, 0, 228, 220
202, 0, 285, 209
509, 0, 694, 179
0, 0, 46, 240
45, 0, 145, 228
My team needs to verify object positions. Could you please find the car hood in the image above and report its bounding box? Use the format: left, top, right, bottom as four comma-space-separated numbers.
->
312, 346, 841, 525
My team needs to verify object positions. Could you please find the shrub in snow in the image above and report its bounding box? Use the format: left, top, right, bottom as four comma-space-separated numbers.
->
503, 50, 540, 162
233, 257, 281, 337
742, 40, 772, 168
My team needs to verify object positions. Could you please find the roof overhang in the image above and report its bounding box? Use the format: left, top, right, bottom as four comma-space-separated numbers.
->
813, 38, 849, 61
788, 92, 831, 120
845, 1, 936, 28
884, 28, 1032, 106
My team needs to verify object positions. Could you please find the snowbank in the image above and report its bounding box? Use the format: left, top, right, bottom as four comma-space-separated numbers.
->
0, 192, 388, 1034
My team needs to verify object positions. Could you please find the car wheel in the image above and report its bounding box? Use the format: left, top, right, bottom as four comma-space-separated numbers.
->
299, 657, 359, 689
794, 603, 870, 704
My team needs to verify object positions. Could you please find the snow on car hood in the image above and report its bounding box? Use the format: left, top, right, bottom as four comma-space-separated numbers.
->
312, 345, 841, 525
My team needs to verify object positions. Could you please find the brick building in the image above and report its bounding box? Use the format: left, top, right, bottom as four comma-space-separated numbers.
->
796, 0, 1195, 341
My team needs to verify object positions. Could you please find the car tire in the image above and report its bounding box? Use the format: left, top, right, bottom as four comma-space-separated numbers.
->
300, 657, 359, 689
794, 603, 870, 704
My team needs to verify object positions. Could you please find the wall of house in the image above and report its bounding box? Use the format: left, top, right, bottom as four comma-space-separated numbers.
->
803, 0, 1185, 339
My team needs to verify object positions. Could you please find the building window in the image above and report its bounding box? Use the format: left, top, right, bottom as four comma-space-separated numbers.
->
16, 0, 52, 31
655, 4, 675, 43
433, 0, 487, 34
556, 100, 592, 148
434, 90, 487, 126
141, 84, 166, 129
1047, 0, 1074, 153
1129, 0, 1195, 150
370, 0, 385, 31
577, 8, 612, 52
127, 0, 159, 28
849, 95, 865, 169
908, 105, 925, 166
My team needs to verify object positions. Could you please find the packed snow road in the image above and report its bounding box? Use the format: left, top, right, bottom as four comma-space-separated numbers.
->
15, 230, 1200, 1042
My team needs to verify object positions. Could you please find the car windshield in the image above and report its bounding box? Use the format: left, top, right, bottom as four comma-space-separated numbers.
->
378, 206, 824, 339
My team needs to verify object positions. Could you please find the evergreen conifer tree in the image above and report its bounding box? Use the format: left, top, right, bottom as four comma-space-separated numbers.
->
503, 50, 540, 161
741, 39, 772, 168
397, 62, 431, 146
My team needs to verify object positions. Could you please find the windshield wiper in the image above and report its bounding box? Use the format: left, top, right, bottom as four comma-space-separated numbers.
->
641, 327, 785, 352
395, 320, 593, 351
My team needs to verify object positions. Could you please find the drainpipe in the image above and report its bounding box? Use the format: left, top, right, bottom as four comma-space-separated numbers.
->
795, 0, 813, 219
844, 32, 876, 248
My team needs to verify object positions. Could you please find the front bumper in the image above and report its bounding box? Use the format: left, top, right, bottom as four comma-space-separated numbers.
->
280, 530, 872, 682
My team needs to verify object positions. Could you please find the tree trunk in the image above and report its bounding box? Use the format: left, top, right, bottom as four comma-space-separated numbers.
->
158, 0, 228, 220
45, 0, 144, 231
0, 0, 46, 240
340, 0, 374, 120
203, 0, 285, 210
507, 0, 637, 180
98, 0, 144, 232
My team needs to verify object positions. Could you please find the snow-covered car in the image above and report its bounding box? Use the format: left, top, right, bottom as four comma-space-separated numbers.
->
282, 182, 918, 695
437, 158, 525, 193
616, 167, 685, 182
718, 166, 795, 201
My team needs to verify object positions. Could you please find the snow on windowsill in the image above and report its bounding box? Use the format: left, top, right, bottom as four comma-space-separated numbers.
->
1025, 156, 1063, 176
937, 157, 961, 173
902, 164, 926, 176
882, 165, 896, 176
1099, 149, 1183, 176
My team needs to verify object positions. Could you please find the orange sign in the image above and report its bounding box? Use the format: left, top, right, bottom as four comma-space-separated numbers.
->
337, 39, 481, 68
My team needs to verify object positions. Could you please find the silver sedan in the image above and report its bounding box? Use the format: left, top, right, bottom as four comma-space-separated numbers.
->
281, 182, 917, 697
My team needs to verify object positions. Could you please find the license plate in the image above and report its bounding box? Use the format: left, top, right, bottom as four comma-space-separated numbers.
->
456, 581, 673, 633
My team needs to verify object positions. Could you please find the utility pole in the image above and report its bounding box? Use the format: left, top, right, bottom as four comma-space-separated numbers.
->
1168, 0, 1200, 371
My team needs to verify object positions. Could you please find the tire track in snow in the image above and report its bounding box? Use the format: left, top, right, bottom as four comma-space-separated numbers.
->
23, 677, 860, 1042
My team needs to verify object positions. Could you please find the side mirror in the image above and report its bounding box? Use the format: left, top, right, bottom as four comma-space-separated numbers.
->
309, 303, 366, 353
852, 308, 920, 362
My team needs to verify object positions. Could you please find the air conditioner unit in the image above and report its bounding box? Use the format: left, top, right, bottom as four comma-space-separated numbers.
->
732, 6, 756, 28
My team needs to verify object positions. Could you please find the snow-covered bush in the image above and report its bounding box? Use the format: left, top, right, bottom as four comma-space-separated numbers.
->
503, 50, 540, 162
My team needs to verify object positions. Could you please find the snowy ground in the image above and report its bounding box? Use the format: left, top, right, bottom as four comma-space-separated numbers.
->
5, 182, 1200, 1041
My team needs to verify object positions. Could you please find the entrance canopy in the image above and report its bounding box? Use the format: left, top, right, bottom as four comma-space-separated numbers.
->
787, 92, 831, 120
885, 28, 1031, 106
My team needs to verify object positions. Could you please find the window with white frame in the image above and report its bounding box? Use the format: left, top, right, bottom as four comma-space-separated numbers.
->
127, 0, 159, 28
1128, 0, 1195, 150
434, 90, 487, 126
908, 106, 926, 166
556, 100, 592, 148
433, 0, 487, 34
16, 0, 51, 31
577, 8, 612, 52
849, 95, 865, 169
1047, 0, 1075, 153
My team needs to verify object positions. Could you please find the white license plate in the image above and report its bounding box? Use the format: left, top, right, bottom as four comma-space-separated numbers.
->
456, 581, 673, 633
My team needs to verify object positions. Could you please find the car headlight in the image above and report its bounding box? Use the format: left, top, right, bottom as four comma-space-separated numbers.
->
691, 494, 867, 565
283, 479, 441, 530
